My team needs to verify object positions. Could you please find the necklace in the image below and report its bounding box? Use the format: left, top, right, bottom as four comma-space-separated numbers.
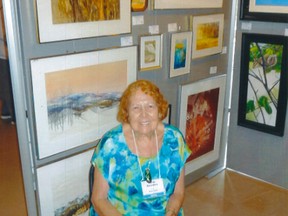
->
132, 129, 160, 183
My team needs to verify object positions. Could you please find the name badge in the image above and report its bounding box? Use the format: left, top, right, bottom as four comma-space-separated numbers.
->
141, 178, 166, 198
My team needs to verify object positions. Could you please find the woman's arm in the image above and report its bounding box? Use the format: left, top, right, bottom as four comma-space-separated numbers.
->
165, 169, 185, 216
91, 166, 122, 216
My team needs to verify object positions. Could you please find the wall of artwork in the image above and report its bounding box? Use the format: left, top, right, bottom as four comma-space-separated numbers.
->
2, 0, 236, 215
227, 0, 288, 189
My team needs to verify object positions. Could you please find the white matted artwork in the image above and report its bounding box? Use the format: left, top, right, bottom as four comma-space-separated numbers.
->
36, 0, 131, 43
36, 149, 94, 216
139, 34, 163, 71
31, 46, 137, 159
179, 75, 226, 175
192, 14, 224, 59
154, 0, 223, 9
169, 31, 192, 78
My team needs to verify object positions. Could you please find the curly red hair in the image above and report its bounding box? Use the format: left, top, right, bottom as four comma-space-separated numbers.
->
117, 80, 168, 123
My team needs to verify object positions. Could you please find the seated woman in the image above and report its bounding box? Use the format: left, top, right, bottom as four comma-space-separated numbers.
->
90, 80, 191, 216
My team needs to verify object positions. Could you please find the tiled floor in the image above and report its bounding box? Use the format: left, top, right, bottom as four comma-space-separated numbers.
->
1, 109, 288, 215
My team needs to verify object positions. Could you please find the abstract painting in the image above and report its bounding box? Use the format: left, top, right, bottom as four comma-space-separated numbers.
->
192, 14, 224, 59
169, 31, 192, 78
179, 75, 226, 174
37, 149, 94, 216
36, 0, 131, 42
31, 46, 137, 158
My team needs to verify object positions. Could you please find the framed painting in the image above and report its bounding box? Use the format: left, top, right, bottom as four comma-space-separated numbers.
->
240, 0, 288, 22
132, 0, 148, 12
35, 0, 131, 43
36, 149, 94, 216
154, 0, 223, 9
238, 33, 288, 136
30, 46, 137, 159
169, 31, 192, 78
179, 75, 226, 175
139, 34, 163, 71
192, 14, 224, 59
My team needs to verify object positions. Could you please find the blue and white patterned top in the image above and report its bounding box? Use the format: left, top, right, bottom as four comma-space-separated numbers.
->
90, 123, 191, 216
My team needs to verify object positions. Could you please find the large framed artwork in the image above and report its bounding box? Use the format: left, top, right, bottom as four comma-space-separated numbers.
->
192, 14, 224, 59
36, 0, 131, 43
169, 31, 192, 78
36, 149, 94, 216
238, 33, 288, 136
179, 75, 226, 175
240, 0, 288, 23
31, 46, 137, 159
154, 0, 223, 9
139, 34, 163, 71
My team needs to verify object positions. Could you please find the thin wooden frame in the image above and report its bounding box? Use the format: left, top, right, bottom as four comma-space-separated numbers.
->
31, 46, 137, 159
240, 0, 288, 22
238, 33, 288, 136
179, 75, 226, 175
154, 0, 223, 9
169, 31, 192, 78
131, 0, 148, 12
35, 0, 131, 43
139, 34, 163, 71
192, 14, 224, 59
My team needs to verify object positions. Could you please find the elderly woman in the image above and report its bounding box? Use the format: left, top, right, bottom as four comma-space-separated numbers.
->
90, 80, 191, 216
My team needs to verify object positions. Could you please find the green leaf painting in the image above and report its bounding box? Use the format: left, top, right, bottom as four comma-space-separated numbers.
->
245, 42, 283, 126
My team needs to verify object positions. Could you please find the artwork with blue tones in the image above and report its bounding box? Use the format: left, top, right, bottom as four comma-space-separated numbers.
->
256, 0, 288, 6
174, 39, 187, 69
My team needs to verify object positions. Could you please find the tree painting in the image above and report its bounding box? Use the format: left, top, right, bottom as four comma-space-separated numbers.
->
245, 42, 283, 126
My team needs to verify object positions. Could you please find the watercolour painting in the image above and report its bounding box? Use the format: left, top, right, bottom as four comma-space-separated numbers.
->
140, 34, 163, 71
169, 32, 192, 78
179, 75, 226, 174
36, 0, 131, 42
192, 14, 224, 59
31, 46, 137, 158
37, 149, 93, 216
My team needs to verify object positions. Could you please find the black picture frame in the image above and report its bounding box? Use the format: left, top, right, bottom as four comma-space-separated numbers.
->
238, 33, 288, 136
240, 0, 288, 23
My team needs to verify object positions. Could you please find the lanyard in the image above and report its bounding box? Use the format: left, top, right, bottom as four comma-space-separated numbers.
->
131, 129, 161, 182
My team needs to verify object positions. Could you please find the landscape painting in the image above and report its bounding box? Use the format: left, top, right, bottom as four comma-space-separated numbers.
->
31, 46, 137, 158
37, 149, 94, 216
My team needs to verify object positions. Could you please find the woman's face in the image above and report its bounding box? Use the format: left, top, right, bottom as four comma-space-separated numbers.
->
128, 89, 159, 136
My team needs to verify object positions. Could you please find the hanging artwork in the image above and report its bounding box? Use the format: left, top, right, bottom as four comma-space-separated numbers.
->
238, 33, 288, 136
240, 0, 288, 23
169, 31, 192, 78
31, 46, 137, 159
36, 149, 94, 216
179, 75, 226, 174
131, 0, 148, 12
154, 0, 223, 9
192, 14, 224, 59
35, 0, 131, 42
139, 34, 163, 71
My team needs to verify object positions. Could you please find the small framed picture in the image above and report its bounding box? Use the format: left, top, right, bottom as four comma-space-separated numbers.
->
169, 31, 192, 78
131, 0, 148, 12
192, 14, 224, 59
139, 34, 163, 71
